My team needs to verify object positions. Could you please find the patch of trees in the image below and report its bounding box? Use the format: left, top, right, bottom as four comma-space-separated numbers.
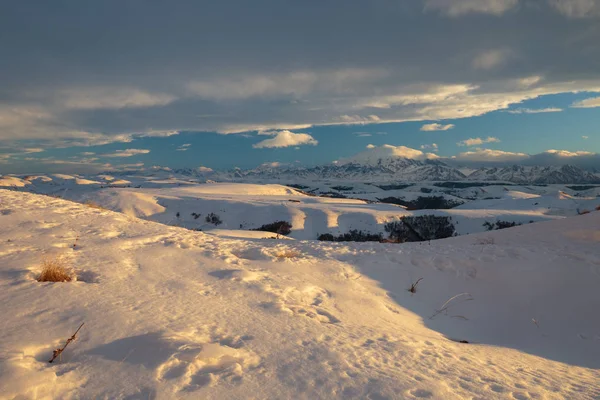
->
252, 221, 292, 235
384, 215, 455, 242
482, 220, 521, 231
316, 215, 456, 243
377, 196, 463, 210
567, 185, 598, 191
317, 230, 383, 242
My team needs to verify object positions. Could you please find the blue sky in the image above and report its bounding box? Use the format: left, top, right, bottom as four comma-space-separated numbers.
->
1, 1, 600, 173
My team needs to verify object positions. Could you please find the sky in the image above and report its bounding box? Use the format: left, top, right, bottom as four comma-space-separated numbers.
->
1, 0, 600, 173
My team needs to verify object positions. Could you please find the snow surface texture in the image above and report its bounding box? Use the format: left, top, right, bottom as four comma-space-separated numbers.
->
1, 189, 599, 399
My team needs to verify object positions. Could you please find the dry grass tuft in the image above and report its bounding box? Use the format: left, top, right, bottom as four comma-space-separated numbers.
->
276, 250, 301, 259
37, 256, 74, 282
85, 201, 106, 210
409, 278, 423, 293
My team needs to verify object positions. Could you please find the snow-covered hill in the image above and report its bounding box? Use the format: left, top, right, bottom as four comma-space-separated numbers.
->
1, 189, 599, 399
5, 176, 600, 240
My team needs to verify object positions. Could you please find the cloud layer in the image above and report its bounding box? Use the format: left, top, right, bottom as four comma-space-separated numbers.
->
457, 137, 501, 146
102, 149, 150, 158
571, 97, 600, 108
1, 1, 600, 148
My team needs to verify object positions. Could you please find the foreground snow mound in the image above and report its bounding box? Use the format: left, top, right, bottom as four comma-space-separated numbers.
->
1, 189, 599, 399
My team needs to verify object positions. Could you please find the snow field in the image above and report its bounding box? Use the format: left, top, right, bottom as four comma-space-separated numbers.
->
1, 189, 599, 399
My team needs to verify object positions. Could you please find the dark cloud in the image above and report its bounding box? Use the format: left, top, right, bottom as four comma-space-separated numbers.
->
1, 0, 600, 143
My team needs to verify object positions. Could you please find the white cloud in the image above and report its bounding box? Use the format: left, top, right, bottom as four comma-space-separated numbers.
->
359, 84, 474, 110
102, 149, 151, 158
109, 162, 145, 171
548, 0, 600, 18
544, 149, 595, 157
22, 148, 45, 154
260, 162, 284, 168
507, 107, 563, 114
454, 148, 529, 162
253, 130, 318, 149
353, 132, 373, 137
219, 123, 313, 135
472, 49, 513, 70
0, 147, 45, 163
420, 123, 455, 131
420, 143, 439, 152
80, 152, 95, 156
61, 87, 176, 110
457, 136, 501, 146
197, 166, 213, 173
339, 144, 439, 164
424, 0, 519, 16
582, 135, 589, 139
571, 97, 600, 108
176, 144, 191, 151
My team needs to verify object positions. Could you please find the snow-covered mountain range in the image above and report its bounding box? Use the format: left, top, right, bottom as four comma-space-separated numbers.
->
170, 160, 600, 185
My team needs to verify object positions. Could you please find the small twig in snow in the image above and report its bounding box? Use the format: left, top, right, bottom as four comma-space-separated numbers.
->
49, 322, 84, 363
430, 293, 473, 320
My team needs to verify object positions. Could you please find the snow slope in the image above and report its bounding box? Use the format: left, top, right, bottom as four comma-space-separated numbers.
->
1, 189, 599, 399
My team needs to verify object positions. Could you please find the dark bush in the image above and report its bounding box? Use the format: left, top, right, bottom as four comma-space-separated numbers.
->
317, 230, 382, 242
252, 221, 292, 235
375, 184, 413, 191
317, 233, 335, 241
567, 185, 598, 191
287, 184, 310, 190
495, 220, 521, 230
384, 215, 455, 242
483, 220, 522, 231
377, 196, 463, 210
205, 212, 222, 226
420, 188, 433, 194
331, 185, 353, 191
319, 191, 348, 198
